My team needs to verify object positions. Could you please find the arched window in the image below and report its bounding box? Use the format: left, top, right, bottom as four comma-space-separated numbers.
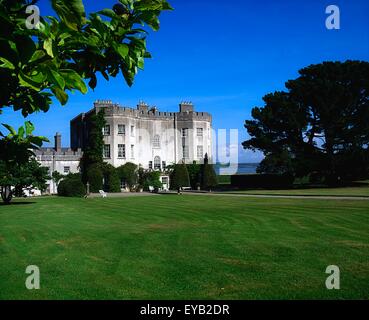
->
154, 156, 161, 170
152, 135, 160, 148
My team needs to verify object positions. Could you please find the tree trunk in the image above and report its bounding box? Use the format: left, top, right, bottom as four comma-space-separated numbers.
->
1, 185, 13, 204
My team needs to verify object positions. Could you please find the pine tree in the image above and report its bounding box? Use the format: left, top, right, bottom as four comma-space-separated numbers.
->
201, 153, 218, 191
171, 161, 190, 190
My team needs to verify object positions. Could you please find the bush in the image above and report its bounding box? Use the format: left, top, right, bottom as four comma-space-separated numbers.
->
170, 162, 190, 190
57, 174, 85, 197
143, 171, 162, 191
116, 162, 138, 191
86, 163, 103, 192
230, 174, 294, 189
102, 163, 121, 193
187, 162, 201, 189
201, 164, 218, 190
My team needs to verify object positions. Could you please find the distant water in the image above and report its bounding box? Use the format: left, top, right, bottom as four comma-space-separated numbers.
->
215, 163, 258, 175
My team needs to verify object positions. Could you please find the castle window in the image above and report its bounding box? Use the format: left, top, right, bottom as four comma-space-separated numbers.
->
182, 128, 188, 137
149, 161, 153, 170
130, 144, 134, 159
103, 144, 111, 158
118, 144, 126, 158
131, 125, 135, 136
152, 135, 160, 148
118, 124, 125, 135
162, 161, 166, 170
182, 145, 189, 159
197, 145, 203, 159
103, 125, 110, 136
154, 156, 161, 170
63, 166, 70, 174
197, 128, 203, 137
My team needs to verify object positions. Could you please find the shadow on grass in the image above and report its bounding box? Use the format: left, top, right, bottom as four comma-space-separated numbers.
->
0, 201, 36, 206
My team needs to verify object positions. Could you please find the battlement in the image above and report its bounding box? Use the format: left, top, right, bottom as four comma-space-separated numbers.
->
91, 100, 211, 121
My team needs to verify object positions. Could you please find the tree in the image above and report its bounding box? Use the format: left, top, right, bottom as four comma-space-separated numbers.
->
101, 163, 121, 192
0, 122, 49, 203
201, 153, 217, 191
0, 0, 173, 117
57, 173, 85, 197
116, 162, 138, 191
51, 170, 64, 187
170, 161, 190, 190
243, 61, 369, 185
80, 109, 106, 183
143, 170, 163, 191
86, 163, 103, 192
187, 161, 201, 189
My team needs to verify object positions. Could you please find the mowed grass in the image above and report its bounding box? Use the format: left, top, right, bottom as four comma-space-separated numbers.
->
0, 195, 368, 300
226, 186, 369, 197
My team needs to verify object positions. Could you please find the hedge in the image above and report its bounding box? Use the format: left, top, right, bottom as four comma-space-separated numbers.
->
231, 174, 294, 189
57, 174, 86, 197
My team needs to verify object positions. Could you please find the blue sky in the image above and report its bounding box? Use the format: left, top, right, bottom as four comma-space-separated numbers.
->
1, 0, 368, 162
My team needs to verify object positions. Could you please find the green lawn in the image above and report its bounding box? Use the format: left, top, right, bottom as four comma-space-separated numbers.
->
223, 186, 369, 197
0, 195, 368, 299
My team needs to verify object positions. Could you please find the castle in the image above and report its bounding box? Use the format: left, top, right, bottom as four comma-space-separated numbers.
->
36, 100, 213, 193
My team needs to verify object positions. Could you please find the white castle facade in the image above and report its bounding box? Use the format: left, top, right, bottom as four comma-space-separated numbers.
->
36, 100, 213, 193
71, 100, 213, 170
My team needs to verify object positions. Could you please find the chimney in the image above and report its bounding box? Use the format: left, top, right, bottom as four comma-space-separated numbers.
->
179, 101, 194, 113
137, 101, 148, 112
54, 132, 61, 152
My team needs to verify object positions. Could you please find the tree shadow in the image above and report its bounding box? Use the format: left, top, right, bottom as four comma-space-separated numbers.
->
0, 201, 36, 206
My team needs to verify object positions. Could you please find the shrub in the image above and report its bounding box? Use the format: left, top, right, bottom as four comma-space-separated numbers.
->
116, 162, 138, 191
230, 174, 294, 189
143, 171, 162, 191
102, 163, 121, 193
170, 162, 190, 190
57, 174, 85, 197
201, 163, 218, 191
187, 162, 201, 189
86, 163, 103, 192
200, 153, 217, 191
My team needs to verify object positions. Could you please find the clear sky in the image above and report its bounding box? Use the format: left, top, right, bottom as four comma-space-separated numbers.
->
1, 0, 368, 162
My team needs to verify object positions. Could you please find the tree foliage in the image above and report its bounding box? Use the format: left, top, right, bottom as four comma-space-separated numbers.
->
243, 61, 369, 185
0, 121, 49, 203
57, 173, 85, 197
80, 109, 106, 183
201, 153, 217, 191
86, 163, 103, 192
102, 163, 121, 193
138, 170, 162, 191
0, 0, 173, 116
170, 162, 190, 190
187, 161, 201, 189
116, 162, 138, 190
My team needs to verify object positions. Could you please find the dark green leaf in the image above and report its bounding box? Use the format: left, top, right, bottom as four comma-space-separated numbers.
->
51, 0, 86, 31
